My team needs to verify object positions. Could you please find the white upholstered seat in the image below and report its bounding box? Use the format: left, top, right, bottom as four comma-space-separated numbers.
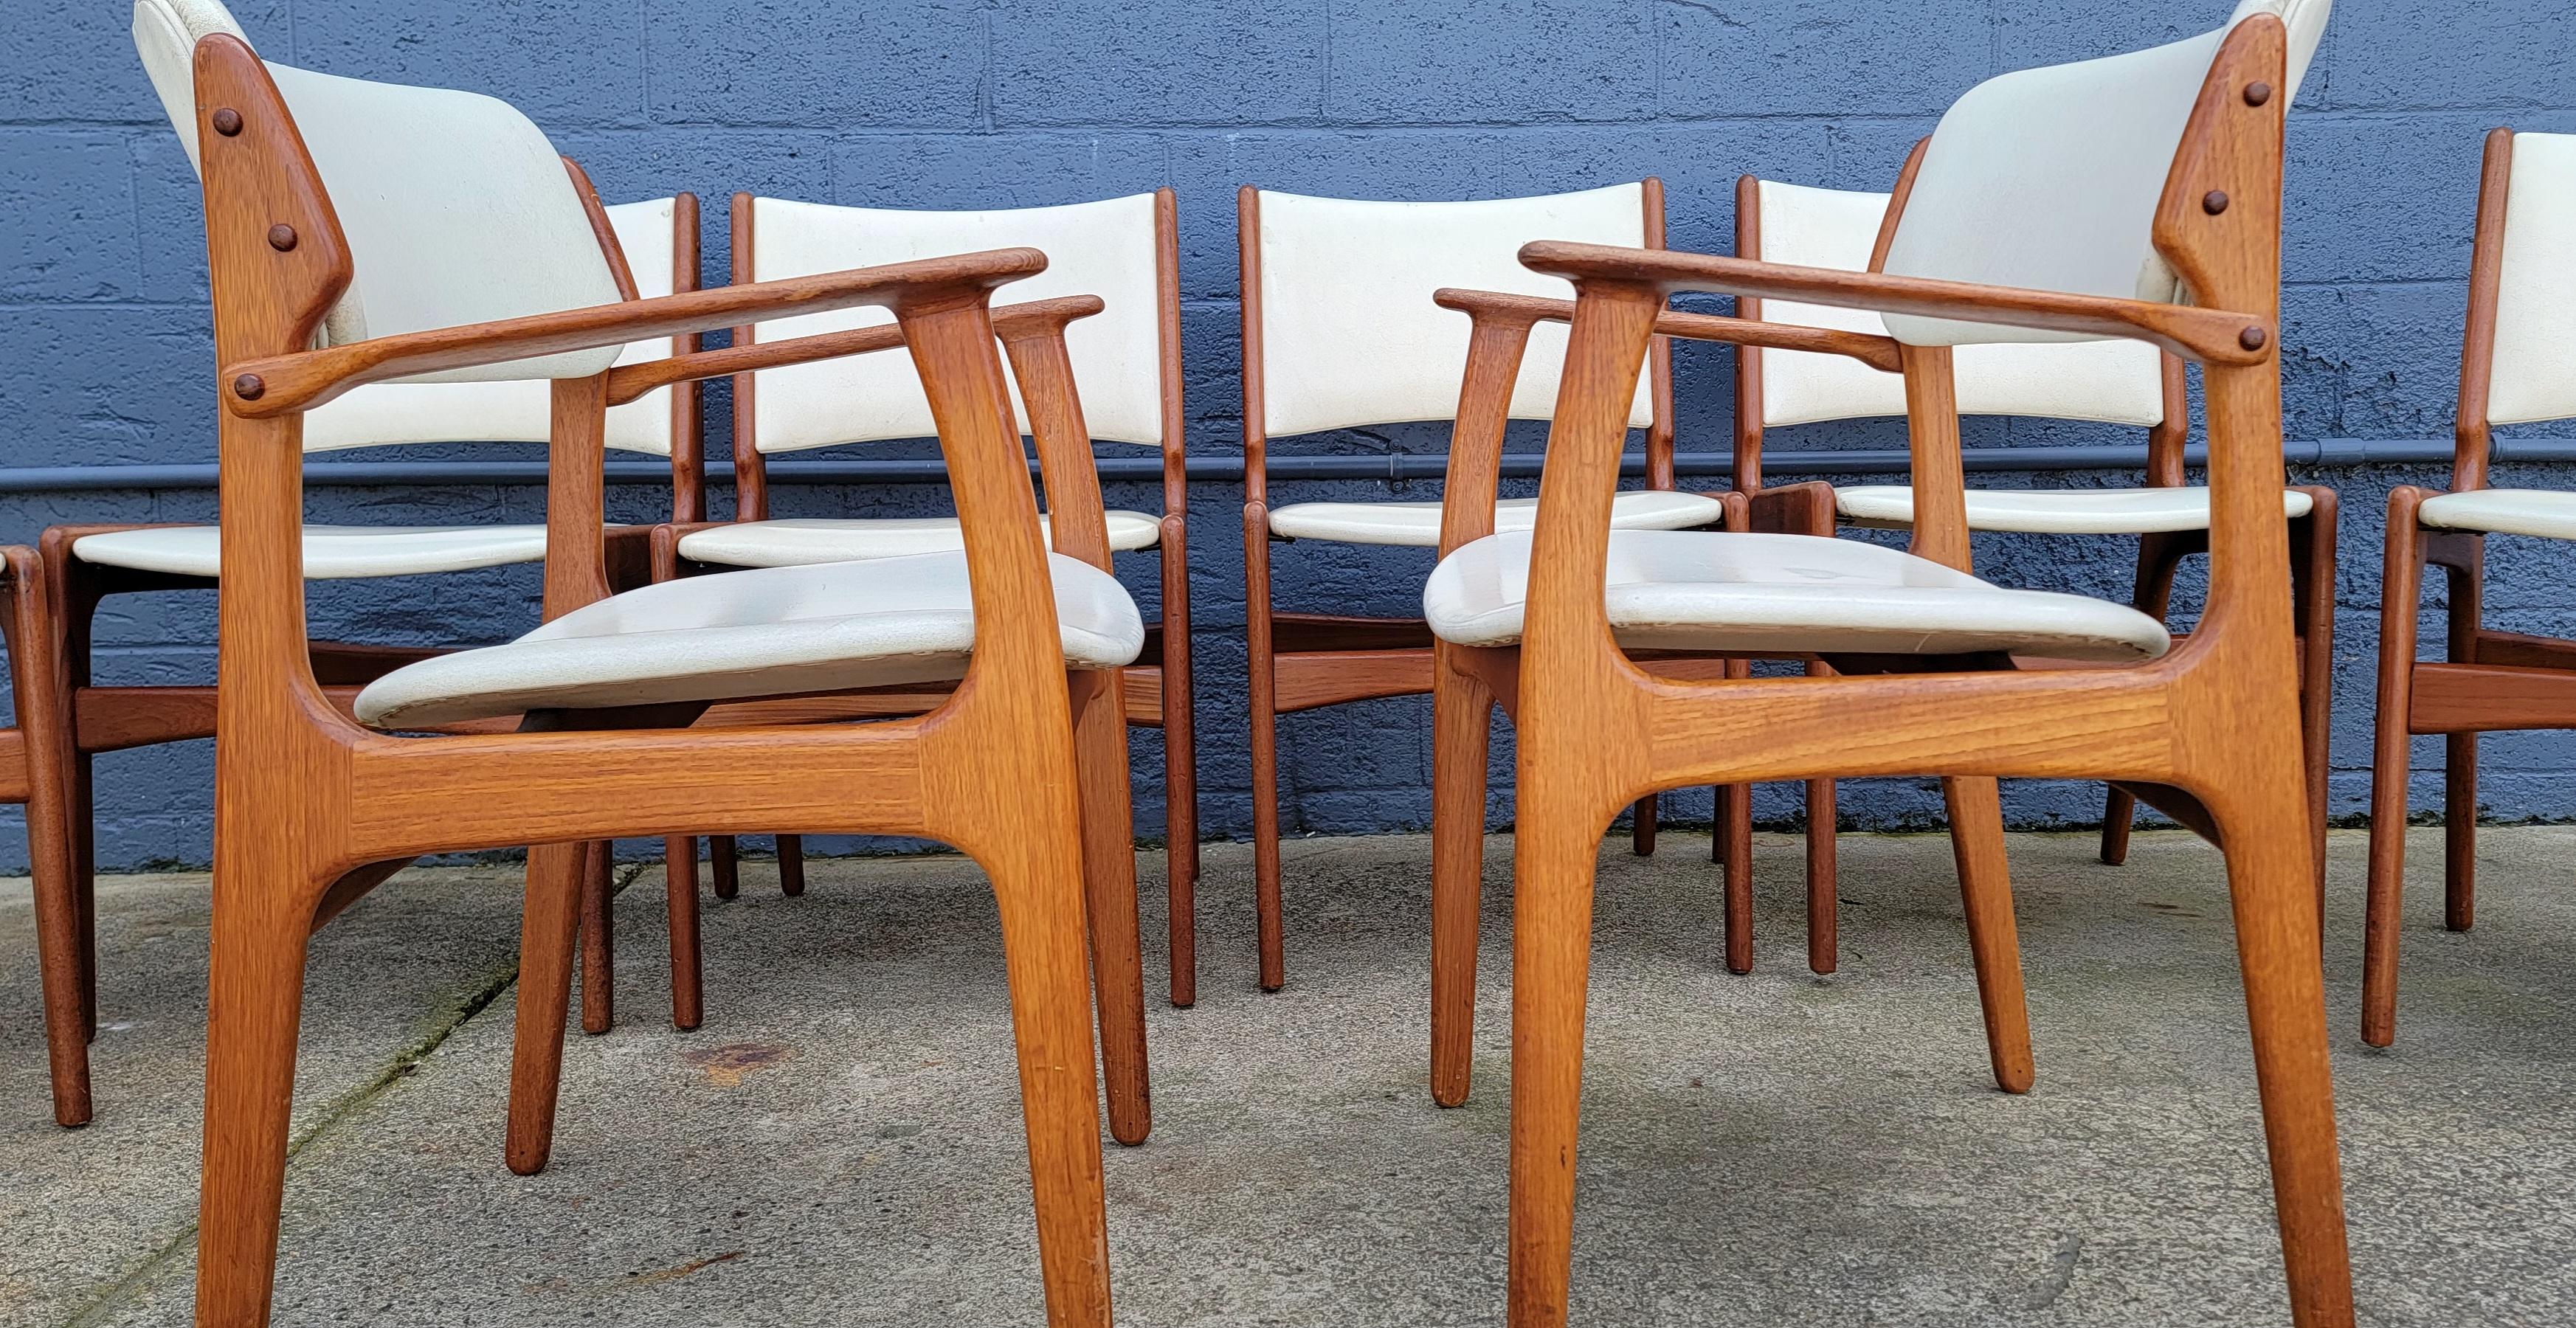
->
1834, 485, 2315, 534
1423, 530, 2169, 662
676, 512, 1161, 567
2417, 488, 2576, 541
1268, 490, 1721, 547
73, 524, 552, 579
354, 552, 1144, 729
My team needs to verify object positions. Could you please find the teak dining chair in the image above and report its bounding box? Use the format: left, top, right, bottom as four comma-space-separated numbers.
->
2364, 128, 2576, 1047
26, 0, 706, 1132
1240, 181, 1727, 991
1423, 15, 2351, 1326
1733, 179, 2332, 970
648, 190, 1195, 1000
160, 27, 1133, 1328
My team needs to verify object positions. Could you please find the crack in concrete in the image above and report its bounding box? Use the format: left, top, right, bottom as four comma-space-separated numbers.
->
56, 862, 648, 1327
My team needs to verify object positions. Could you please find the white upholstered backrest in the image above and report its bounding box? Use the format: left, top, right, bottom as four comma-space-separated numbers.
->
132, 0, 623, 383
1751, 181, 2166, 427
1879, 5, 2321, 347
744, 194, 1167, 452
1253, 185, 1657, 437
2485, 133, 2576, 427
303, 199, 686, 454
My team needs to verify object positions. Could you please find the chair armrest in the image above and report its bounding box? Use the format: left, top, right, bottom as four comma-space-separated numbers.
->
1432, 288, 1905, 373
1516, 243, 2271, 367
223, 247, 1049, 418
602, 294, 1105, 407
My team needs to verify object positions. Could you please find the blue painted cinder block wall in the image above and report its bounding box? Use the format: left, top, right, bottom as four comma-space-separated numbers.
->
3, 1, 2574, 870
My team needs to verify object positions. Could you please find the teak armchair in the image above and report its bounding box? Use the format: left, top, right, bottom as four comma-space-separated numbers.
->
24, 0, 707, 1132
1423, 16, 2350, 1326
1237, 181, 1716, 991
646, 190, 1194, 1002
1734, 170, 2333, 971
2365, 128, 2576, 1047
172, 32, 1130, 1328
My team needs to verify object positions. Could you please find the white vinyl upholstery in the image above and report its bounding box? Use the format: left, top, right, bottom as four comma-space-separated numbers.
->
745, 195, 1167, 450
1878, 4, 2328, 347
304, 198, 687, 455
132, 0, 623, 381
1750, 181, 2167, 428
2485, 133, 2576, 428
72, 525, 552, 579
1254, 185, 1657, 438
677, 512, 1162, 567
1834, 485, 2313, 533
1423, 530, 2170, 662
353, 553, 1145, 729
2418, 489, 2576, 541
1268, 490, 1722, 547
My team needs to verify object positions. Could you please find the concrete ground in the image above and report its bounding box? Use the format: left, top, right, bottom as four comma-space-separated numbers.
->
4, 825, 2574, 1326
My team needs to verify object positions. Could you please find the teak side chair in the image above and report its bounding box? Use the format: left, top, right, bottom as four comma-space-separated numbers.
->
1422, 15, 2351, 1326
24, 0, 707, 1132
1239, 181, 1727, 991
646, 189, 1194, 1000
167, 30, 1134, 1328
2365, 128, 2576, 1047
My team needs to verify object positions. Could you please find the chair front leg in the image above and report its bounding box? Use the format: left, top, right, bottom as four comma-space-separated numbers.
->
1803, 663, 1839, 976
578, 838, 615, 1034
1505, 758, 1607, 1328
1158, 512, 1200, 1008
7, 550, 89, 1127
1628, 793, 1657, 855
2293, 493, 2340, 925
1943, 776, 2034, 1093
2363, 490, 2429, 1047
193, 848, 331, 1328
505, 840, 590, 1175
1429, 643, 1495, 1108
1716, 658, 1753, 974
2205, 755, 2355, 1328
2441, 547, 2482, 932
1069, 667, 1151, 1147
1243, 504, 1286, 991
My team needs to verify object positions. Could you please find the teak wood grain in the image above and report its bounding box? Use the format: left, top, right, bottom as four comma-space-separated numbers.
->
179, 35, 1119, 1327
1440, 22, 2351, 1327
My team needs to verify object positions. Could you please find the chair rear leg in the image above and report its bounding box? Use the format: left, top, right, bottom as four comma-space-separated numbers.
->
982, 820, 1116, 1328
1718, 657, 1753, 973
2363, 494, 2426, 1047
776, 834, 807, 897
2442, 556, 2481, 932
1071, 670, 1150, 1147
2295, 495, 2338, 916
1504, 771, 1604, 1328
2209, 771, 2356, 1328
578, 840, 613, 1035
663, 836, 702, 1031
711, 834, 739, 900
506, 841, 588, 1175
1944, 776, 2033, 1093
193, 854, 325, 1328
2104, 533, 2185, 865
1246, 540, 1286, 992
1429, 649, 1494, 1108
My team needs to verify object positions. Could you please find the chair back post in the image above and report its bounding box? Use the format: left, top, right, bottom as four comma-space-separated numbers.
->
1898, 345, 1974, 570
1730, 173, 1766, 492
1154, 187, 1188, 521
728, 191, 770, 522
668, 192, 705, 522
2454, 127, 2515, 494
1236, 186, 1270, 511
542, 374, 614, 620
195, 35, 348, 718
1641, 177, 1677, 491
2147, 353, 2190, 486
2154, 17, 2292, 649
